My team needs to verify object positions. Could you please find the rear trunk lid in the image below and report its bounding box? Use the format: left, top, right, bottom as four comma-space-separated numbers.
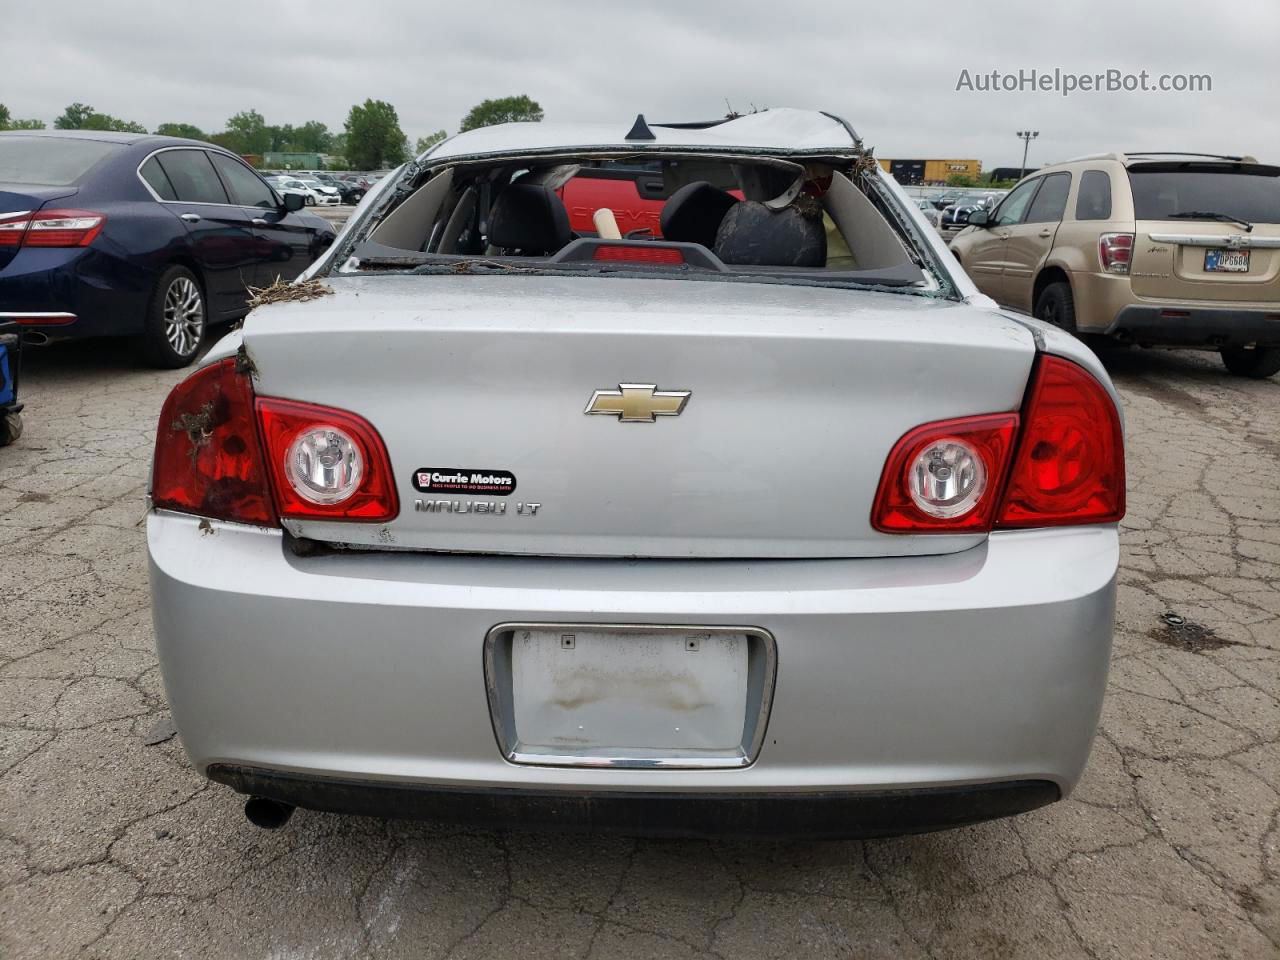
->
243, 275, 1037, 558
1127, 162, 1280, 303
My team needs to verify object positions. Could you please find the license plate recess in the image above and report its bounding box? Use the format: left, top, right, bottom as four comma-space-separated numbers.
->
484, 623, 777, 769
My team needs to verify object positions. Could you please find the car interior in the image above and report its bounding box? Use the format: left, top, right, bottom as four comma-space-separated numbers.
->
345, 153, 930, 288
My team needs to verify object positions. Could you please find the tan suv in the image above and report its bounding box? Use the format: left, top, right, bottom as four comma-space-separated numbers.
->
950, 152, 1280, 378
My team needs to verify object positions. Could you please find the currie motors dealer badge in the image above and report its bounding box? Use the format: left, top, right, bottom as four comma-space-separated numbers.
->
413, 468, 516, 496
411, 468, 539, 517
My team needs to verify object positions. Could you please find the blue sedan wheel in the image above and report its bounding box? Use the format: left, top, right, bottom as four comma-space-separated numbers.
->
141, 266, 206, 368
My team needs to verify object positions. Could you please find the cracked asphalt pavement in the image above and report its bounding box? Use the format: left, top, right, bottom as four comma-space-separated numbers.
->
1, 339, 1277, 959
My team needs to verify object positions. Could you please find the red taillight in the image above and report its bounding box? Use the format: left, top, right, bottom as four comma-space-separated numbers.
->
873, 356, 1124, 533
872, 414, 1019, 532
256, 398, 398, 522
8, 313, 76, 325
997, 355, 1125, 527
151, 358, 277, 526
0, 211, 30, 247
591, 245, 684, 264
1098, 232, 1134, 274
152, 362, 399, 526
0, 209, 106, 248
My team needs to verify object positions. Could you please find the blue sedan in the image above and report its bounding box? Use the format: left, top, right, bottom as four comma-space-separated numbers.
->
0, 131, 336, 367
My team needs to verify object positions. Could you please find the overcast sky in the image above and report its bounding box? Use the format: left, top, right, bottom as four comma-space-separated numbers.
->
7, 0, 1277, 167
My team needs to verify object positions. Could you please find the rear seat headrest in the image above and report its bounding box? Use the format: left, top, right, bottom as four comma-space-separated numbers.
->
487, 183, 574, 255
713, 200, 826, 268
660, 181, 739, 248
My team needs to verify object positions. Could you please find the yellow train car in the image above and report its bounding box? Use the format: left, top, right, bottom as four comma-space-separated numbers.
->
876, 158, 983, 185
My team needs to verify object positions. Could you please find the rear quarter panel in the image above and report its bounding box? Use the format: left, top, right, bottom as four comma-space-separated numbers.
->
1049, 163, 1135, 330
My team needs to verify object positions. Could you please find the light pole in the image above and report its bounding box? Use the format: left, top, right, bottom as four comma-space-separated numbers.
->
1016, 131, 1040, 179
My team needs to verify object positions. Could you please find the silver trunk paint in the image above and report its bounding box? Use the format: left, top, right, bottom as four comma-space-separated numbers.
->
241, 275, 1037, 558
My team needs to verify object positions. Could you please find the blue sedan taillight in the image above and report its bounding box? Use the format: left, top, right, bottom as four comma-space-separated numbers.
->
0, 209, 106, 249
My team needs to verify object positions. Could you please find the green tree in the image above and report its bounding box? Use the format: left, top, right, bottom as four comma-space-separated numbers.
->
51, 102, 144, 133
54, 102, 97, 129
946, 174, 976, 188
207, 132, 246, 155
155, 122, 207, 140
459, 95, 543, 132
415, 130, 447, 154
343, 99, 408, 169
265, 123, 294, 152
222, 110, 270, 155
78, 113, 146, 133
0, 104, 40, 131
292, 120, 332, 154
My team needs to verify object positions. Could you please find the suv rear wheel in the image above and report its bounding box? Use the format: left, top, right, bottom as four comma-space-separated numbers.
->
1034, 281, 1077, 335
1220, 346, 1280, 379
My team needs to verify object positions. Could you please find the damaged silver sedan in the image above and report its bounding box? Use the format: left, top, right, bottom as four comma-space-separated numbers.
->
147, 108, 1124, 837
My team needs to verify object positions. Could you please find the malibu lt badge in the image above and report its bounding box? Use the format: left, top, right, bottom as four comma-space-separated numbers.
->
415, 500, 541, 516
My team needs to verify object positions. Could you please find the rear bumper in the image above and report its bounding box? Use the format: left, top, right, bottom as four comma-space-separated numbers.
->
210, 764, 1059, 839
1106, 303, 1280, 347
0, 248, 151, 339
148, 513, 1117, 832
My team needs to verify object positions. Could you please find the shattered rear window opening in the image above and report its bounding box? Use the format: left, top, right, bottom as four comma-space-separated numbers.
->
330, 150, 943, 295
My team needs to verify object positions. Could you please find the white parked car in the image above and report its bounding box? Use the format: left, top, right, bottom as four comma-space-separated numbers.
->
267, 176, 333, 207
296, 176, 342, 205
148, 109, 1124, 838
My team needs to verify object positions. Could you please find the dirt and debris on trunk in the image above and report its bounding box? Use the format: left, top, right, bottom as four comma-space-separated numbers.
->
246, 277, 333, 309
234, 344, 258, 378
1151, 612, 1238, 653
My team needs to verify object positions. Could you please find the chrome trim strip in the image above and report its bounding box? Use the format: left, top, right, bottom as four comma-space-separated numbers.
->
483, 622, 778, 770
0, 210, 33, 221
1148, 233, 1280, 248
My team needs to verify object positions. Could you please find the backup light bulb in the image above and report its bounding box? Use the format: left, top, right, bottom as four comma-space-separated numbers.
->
908, 438, 987, 519
285, 426, 363, 505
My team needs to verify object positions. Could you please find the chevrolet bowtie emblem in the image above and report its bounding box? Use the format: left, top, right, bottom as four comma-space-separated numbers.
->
584, 383, 691, 422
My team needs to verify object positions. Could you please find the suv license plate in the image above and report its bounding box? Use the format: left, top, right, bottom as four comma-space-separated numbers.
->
1205, 249, 1250, 273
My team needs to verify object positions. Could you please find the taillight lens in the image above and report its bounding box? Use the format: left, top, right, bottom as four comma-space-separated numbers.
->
873, 356, 1124, 533
0, 211, 32, 247
256, 398, 398, 521
997, 355, 1125, 527
872, 414, 1019, 532
284, 426, 364, 504
6, 313, 76, 325
151, 358, 277, 526
0, 209, 106, 248
1098, 233, 1134, 274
